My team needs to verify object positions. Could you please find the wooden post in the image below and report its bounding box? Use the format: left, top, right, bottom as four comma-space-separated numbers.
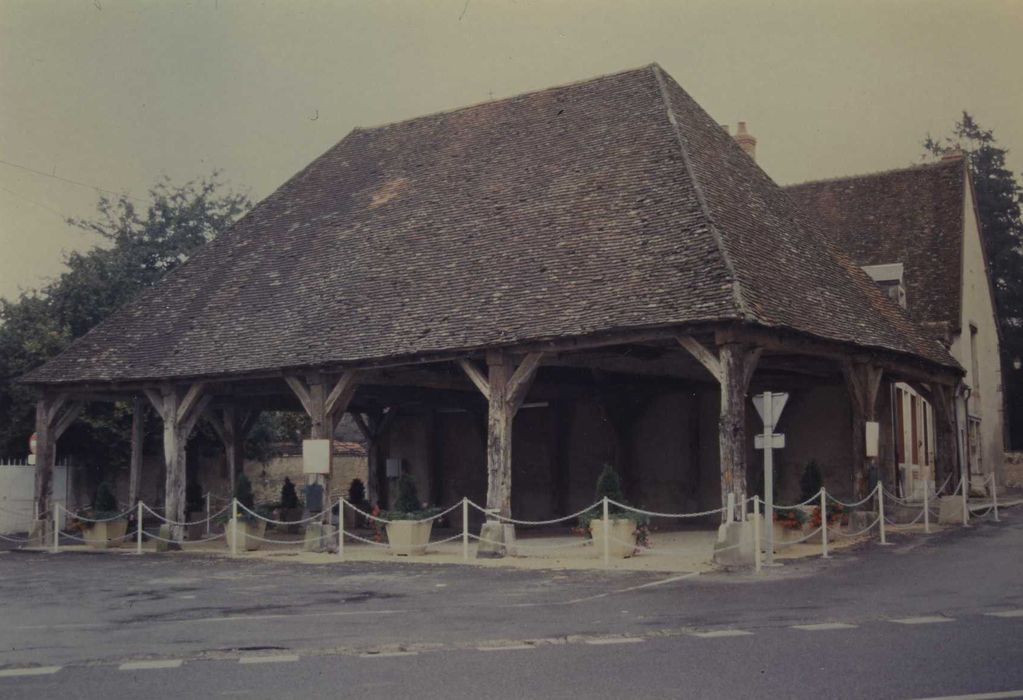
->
146, 383, 211, 543
353, 408, 397, 509
33, 393, 85, 537
677, 336, 761, 520
128, 396, 145, 507
929, 383, 958, 495
459, 352, 543, 554
842, 360, 883, 499
205, 406, 257, 498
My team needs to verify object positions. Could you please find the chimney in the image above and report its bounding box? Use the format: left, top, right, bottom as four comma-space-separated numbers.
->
734, 120, 757, 161
941, 146, 965, 161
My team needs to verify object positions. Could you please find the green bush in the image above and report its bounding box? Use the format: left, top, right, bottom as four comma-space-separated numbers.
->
578, 464, 647, 531
280, 477, 299, 510
382, 473, 438, 521
348, 478, 366, 507
800, 461, 824, 502
92, 481, 119, 518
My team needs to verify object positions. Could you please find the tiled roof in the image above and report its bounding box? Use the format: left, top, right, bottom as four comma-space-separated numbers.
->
23, 65, 957, 385
784, 158, 965, 333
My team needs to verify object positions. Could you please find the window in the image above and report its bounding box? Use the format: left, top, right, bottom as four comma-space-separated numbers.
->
861, 263, 906, 308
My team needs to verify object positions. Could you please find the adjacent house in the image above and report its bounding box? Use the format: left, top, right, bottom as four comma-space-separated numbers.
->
19, 64, 964, 562
786, 157, 1004, 492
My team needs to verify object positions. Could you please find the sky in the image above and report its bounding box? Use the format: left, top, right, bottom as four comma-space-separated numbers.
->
1, 0, 1021, 301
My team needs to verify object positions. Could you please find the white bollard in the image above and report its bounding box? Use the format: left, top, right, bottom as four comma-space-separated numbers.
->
231, 498, 238, 557
462, 498, 469, 562
820, 488, 829, 559
52, 503, 60, 553
923, 480, 931, 534
137, 501, 143, 555
991, 473, 999, 522
602, 497, 610, 570
752, 497, 762, 574
877, 483, 888, 545
338, 500, 345, 561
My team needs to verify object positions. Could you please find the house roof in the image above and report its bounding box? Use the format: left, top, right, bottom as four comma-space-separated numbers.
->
23, 64, 957, 386
784, 158, 966, 335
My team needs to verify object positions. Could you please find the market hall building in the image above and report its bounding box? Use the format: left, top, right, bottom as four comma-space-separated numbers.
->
20, 64, 965, 562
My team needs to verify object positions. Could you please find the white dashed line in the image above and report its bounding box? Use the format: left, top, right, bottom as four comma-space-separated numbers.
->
791, 623, 858, 631
906, 690, 1023, 700
0, 666, 62, 678
119, 660, 183, 670
985, 610, 1023, 618
689, 629, 754, 638
238, 655, 299, 664
476, 645, 535, 651
359, 651, 419, 658
891, 616, 955, 625
584, 637, 645, 645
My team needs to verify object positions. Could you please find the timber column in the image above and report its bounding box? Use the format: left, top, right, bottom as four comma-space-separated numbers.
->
842, 360, 883, 498
31, 393, 85, 544
459, 351, 542, 557
146, 384, 210, 543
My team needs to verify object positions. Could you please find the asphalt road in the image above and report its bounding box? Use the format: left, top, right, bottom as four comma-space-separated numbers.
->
2, 511, 1022, 699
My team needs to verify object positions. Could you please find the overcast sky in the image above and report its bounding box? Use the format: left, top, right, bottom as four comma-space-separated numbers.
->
1, 0, 1021, 301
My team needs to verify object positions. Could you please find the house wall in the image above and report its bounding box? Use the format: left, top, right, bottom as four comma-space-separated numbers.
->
1004, 451, 1023, 488
950, 173, 1005, 479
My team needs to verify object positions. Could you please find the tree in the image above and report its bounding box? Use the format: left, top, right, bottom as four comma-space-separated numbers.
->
0, 174, 251, 474
925, 113, 1023, 448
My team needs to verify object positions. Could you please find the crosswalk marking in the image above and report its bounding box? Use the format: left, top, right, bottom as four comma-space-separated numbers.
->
359, 651, 418, 658
791, 623, 858, 631
477, 644, 535, 651
584, 637, 644, 645
985, 610, 1023, 618
0, 666, 62, 678
119, 660, 183, 670
238, 655, 299, 664
891, 616, 954, 625
689, 629, 753, 638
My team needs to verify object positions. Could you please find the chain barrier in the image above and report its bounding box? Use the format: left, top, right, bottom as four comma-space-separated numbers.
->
142, 502, 232, 527
606, 499, 726, 519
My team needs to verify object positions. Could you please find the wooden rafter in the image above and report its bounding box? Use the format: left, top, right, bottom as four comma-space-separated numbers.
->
676, 335, 723, 382
457, 359, 491, 401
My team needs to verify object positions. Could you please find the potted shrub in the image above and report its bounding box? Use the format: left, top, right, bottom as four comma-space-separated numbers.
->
382, 474, 438, 556
185, 482, 205, 541
580, 464, 646, 558
224, 475, 267, 551
277, 477, 303, 534
346, 478, 367, 530
81, 482, 128, 549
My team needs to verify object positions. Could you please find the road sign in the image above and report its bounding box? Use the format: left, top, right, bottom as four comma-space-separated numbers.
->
753, 392, 788, 429
754, 391, 789, 567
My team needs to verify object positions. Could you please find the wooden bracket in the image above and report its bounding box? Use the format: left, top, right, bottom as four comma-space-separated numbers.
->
458, 359, 491, 401
676, 335, 723, 382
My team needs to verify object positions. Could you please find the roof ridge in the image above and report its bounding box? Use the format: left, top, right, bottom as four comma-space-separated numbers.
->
354, 63, 661, 134
650, 64, 749, 321
782, 157, 961, 190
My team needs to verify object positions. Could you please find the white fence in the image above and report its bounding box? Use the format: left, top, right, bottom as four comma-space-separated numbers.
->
0, 459, 71, 535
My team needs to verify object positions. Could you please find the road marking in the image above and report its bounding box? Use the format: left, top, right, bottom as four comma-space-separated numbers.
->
906, 691, 1023, 700
15, 623, 104, 631
689, 629, 753, 638
238, 655, 299, 664
791, 623, 858, 631
359, 651, 418, 658
584, 637, 644, 645
986, 610, 1023, 618
119, 660, 183, 670
613, 572, 700, 593
0, 666, 62, 678
193, 609, 403, 624
476, 644, 535, 651
891, 616, 955, 625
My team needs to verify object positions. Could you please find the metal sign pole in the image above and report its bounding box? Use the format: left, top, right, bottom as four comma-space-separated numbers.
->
763, 392, 775, 566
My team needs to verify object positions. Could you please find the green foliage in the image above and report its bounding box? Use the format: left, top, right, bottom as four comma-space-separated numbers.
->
92, 481, 119, 517
383, 473, 438, 520
924, 113, 1023, 447
594, 463, 625, 504
234, 474, 255, 511
348, 478, 366, 507
0, 174, 250, 469
578, 464, 647, 531
799, 461, 823, 502
280, 477, 299, 510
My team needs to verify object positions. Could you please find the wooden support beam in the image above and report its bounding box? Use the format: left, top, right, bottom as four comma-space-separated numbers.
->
506, 353, 543, 414
929, 383, 958, 493
677, 335, 723, 382
841, 360, 884, 497
457, 359, 491, 401
129, 396, 145, 507
284, 376, 315, 417
717, 343, 761, 519
33, 392, 88, 528
324, 371, 360, 418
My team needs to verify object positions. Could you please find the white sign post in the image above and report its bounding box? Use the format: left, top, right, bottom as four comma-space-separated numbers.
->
754, 391, 788, 567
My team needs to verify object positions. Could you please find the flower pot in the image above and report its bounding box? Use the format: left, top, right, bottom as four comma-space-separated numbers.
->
590, 518, 635, 558
278, 508, 304, 534
224, 518, 267, 551
82, 518, 128, 549
385, 520, 433, 556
